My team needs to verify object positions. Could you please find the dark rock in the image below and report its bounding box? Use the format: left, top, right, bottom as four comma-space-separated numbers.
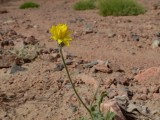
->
0, 9, 8, 14
109, 64, 123, 72
131, 33, 140, 41
10, 63, 26, 74
53, 64, 64, 71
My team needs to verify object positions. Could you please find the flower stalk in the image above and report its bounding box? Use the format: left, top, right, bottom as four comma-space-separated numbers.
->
58, 45, 94, 120
50, 24, 94, 120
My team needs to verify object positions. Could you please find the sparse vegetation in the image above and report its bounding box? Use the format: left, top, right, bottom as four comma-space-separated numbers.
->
98, 0, 145, 16
74, 0, 145, 16
19, 2, 39, 9
74, 0, 95, 10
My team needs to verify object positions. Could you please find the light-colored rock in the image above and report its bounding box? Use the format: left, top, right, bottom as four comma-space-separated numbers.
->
100, 100, 126, 120
151, 39, 160, 48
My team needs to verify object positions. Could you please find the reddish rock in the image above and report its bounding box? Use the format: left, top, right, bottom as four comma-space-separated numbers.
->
0, 55, 15, 68
134, 67, 160, 82
94, 65, 112, 73
100, 100, 126, 120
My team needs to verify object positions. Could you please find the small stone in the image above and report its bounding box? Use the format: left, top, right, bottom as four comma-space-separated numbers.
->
10, 63, 26, 74
110, 63, 123, 72
103, 78, 115, 88
100, 100, 126, 120
3, 20, 15, 24
68, 18, 77, 23
0, 9, 8, 14
97, 59, 105, 65
108, 32, 116, 38
53, 64, 64, 71
94, 65, 112, 73
151, 39, 160, 48
69, 105, 77, 113
83, 61, 98, 68
83, 24, 94, 34
65, 59, 73, 65
155, 32, 160, 37
6, 92, 16, 99
131, 33, 140, 41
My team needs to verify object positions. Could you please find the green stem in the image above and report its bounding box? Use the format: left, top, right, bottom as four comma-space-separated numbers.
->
59, 45, 94, 120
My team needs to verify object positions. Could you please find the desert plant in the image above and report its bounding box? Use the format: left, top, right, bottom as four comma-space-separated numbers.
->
19, 2, 39, 9
98, 0, 145, 16
49, 24, 115, 120
74, 0, 96, 10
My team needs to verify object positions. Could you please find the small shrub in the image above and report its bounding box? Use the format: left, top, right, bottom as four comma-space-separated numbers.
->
19, 2, 39, 9
74, 0, 95, 10
98, 0, 145, 16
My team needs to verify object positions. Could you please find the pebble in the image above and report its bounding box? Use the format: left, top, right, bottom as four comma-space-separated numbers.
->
83, 24, 94, 34
107, 32, 116, 38
53, 63, 64, 71
65, 59, 73, 65
151, 39, 160, 48
131, 33, 140, 41
94, 65, 112, 73
10, 63, 26, 74
83, 61, 98, 68
107, 89, 118, 99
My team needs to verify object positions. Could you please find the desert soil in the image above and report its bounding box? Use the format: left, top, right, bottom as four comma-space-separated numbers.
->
0, 0, 160, 120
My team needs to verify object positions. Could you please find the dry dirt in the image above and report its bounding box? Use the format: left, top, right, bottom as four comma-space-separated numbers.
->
0, 0, 160, 120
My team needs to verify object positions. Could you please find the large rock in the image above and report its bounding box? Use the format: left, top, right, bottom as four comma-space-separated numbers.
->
134, 67, 160, 82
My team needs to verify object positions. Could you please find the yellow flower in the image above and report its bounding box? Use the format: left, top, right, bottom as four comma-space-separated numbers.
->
49, 24, 72, 46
